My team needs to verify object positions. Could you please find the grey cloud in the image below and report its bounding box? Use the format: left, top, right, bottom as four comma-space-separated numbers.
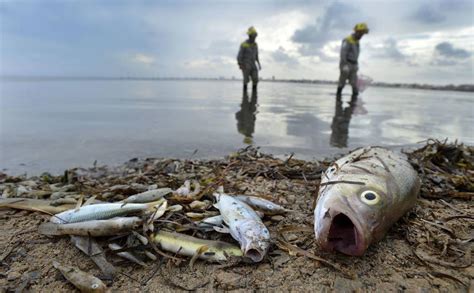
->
410, 0, 472, 24
431, 42, 472, 66
367, 38, 420, 67
292, 1, 363, 56
372, 38, 406, 61
435, 42, 471, 59
271, 47, 299, 66
412, 4, 445, 23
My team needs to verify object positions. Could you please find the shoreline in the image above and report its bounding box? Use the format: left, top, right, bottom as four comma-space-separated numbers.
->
2, 75, 473, 92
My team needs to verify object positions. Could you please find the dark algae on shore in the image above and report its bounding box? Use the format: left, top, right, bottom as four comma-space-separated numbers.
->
0, 140, 472, 292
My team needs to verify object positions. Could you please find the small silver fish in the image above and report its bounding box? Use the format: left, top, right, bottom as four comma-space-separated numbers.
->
122, 188, 172, 203
51, 200, 162, 224
314, 146, 420, 256
234, 195, 290, 215
214, 193, 270, 262
52, 261, 108, 293
39, 217, 142, 236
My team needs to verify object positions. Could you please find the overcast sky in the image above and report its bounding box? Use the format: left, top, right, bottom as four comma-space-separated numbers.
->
1, 0, 473, 84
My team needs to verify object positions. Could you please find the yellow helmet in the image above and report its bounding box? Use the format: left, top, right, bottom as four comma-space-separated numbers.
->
354, 23, 369, 34
247, 26, 257, 36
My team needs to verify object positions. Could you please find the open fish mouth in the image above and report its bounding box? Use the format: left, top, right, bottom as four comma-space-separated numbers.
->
245, 248, 264, 262
326, 213, 366, 256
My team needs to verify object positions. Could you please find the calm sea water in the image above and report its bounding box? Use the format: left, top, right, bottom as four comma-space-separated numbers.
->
1, 80, 472, 174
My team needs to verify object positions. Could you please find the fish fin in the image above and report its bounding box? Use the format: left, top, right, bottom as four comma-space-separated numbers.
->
83, 195, 96, 206
75, 195, 83, 211
38, 222, 60, 236
189, 245, 208, 269
213, 226, 230, 234
148, 200, 167, 222
255, 211, 265, 218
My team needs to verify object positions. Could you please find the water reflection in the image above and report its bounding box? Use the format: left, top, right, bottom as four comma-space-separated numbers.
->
235, 88, 258, 144
330, 96, 357, 148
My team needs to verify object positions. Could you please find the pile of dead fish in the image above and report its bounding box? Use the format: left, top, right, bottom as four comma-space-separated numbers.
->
0, 140, 472, 291
1, 172, 289, 291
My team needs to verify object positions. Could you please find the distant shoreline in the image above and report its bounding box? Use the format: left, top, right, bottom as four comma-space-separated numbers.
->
2, 75, 473, 92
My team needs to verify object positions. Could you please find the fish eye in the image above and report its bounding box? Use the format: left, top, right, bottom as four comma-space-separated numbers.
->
360, 190, 380, 205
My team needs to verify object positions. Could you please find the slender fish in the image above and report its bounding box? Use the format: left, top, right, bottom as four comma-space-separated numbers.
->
39, 217, 142, 236
152, 230, 242, 261
51, 200, 163, 224
314, 146, 420, 256
234, 195, 290, 215
122, 188, 172, 203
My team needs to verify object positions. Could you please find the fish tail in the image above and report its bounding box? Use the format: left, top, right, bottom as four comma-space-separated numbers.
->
38, 222, 61, 235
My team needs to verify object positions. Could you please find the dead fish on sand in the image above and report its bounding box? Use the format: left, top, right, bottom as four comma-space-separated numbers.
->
214, 193, 271, 262
51, 200, 163, 224
152, 230, 242, 262
39, 217, 142, 237
122, 188, 172, 203
53, 261, 108, 293
314, 146, 420, 256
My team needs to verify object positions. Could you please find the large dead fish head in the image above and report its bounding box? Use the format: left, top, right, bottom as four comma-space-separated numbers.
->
236, 219, 270, 262
314, 183, 390, 256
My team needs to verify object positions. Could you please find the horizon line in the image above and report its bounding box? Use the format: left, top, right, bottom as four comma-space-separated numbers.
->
1, 75, 473, 90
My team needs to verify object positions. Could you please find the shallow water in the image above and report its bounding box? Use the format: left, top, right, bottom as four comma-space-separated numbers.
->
1, 80, 472, 174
